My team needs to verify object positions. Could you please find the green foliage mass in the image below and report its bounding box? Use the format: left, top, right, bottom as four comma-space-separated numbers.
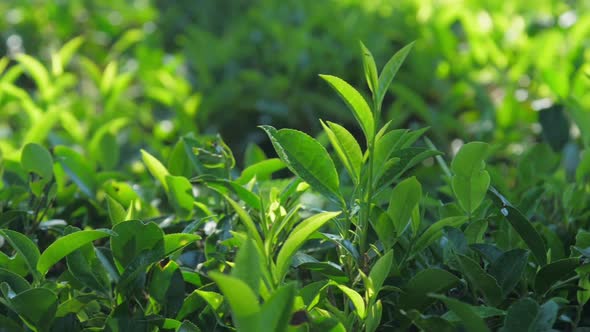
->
1, 1, 590, 331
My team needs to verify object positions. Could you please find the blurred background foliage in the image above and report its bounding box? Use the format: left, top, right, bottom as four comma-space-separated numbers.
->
1, 0, 590, 165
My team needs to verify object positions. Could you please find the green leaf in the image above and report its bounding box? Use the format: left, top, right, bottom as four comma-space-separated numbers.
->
259, 283, 296, 332
275, 211, 341, 282
360, 41, 378, 96
106, 194, 127, 225
534, 257, 580, 294
500, 298, 558, 332
0, 268, 30, 294
55, 36, 84, 73
209, 272, 260, 332
236, 158, 286, 185
366, 300, 382, 332
451, 142, 490, 213
110, 220, 164, 269
232, 238, 261, 295
442, 306, 505, 323
66, 242, 110, 293
368, 250, 393, 300
148, 260, 184, 317
489, 187, 547, 265
21, 143, 53, 180
319, 75, 374, 142
0, 230, 40, 280
376, 42, 414, 109
38, 229, 112, 276
141, 149, 170, 191
93, 132, 119, 170
165, 175, 194, 218
321, 120, 363, 184
465, 219, 488, 244
488, 249, 528, 297
566, 98, 590, 148
373, 129, 406, 170
164, 233, 201, 255
456, 254, 503, 306
116, 247, 165, 293
429, 294, 491, 332
370, 206, 397, 250
399, 268, 460, 311
15, 54, 51, 101
260, 126, 342, 204
176, 290, 220, 320
412, 216, 469, 255
168, 139, 193, 178
54, 146, 96, 198
223, 196, 264, 252
244, 143, 267, 167
388, 177, 422, 235
55, 297, 90, 318
8, 287, 58, 332
334, 283, 366, 319
177, 321, 202, 332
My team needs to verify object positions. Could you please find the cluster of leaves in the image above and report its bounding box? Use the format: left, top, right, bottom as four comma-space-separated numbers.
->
3, 0, 590, 159
2, 36, 590, 332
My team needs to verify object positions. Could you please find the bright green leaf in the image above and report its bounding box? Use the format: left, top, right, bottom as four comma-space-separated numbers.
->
388, 177, 422, 235
275, 211, 341, 282
321, 120, 363, 184
141, 149, 171, 191
209, 272, 260, 332
319, 75, 374, 142
360, 41, 378, 96
21, 143, 53, 180
232, 238, 261, 296
37, 229, 112, 276
261, 126, 342, 204
376, 42, 414, 109
259, 283, 296, 332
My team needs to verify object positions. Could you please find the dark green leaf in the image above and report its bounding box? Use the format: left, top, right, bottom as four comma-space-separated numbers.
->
9, 287, 58, 332
455, 254, 503, 306
488, 249, 528, 297
399, 268, 460, 310
110, 220, 164, 268
430, 294, 491, 332
489, 187, 547, 266
412, 216, 468, 255
534, 257, 580, 294
0, 230, 40, 280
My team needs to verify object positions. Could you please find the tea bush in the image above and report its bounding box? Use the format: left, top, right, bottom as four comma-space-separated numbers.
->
3, 0, 590, 157
1, 32, 590, 331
